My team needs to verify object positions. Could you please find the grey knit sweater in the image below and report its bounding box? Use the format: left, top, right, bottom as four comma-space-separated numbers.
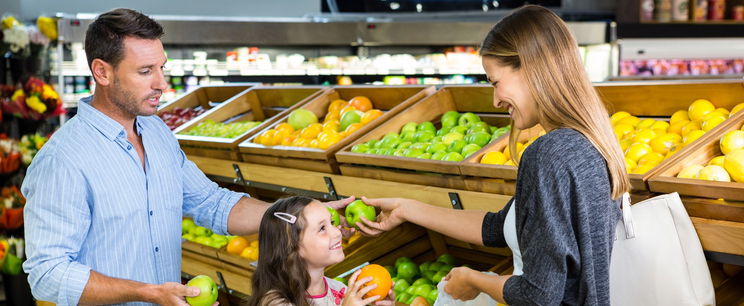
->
482, 128, 621, 305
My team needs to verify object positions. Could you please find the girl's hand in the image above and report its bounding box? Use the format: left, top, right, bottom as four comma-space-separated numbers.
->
355, 197, 411, 237
444, 267, 481, 301
342, 270, 382, 306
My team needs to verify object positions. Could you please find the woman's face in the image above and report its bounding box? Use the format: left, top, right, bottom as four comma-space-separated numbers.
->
482, 56, 540, 130
299, 201, 345, 269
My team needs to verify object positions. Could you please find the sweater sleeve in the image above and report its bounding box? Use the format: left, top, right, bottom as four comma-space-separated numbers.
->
481, 199, 513, 247
502, 134, 581, 305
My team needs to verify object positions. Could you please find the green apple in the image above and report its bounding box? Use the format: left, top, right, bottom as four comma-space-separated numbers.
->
186, 275, 219, 306
401, 122, 418, 134
429, 261, 443, 271
345, 200, 376, 229
393, 148, 407, 157
351, 144, 369, 153
404, 285, 417, 296
423, 270, 436, 282
385, 265, 397, 278
466, 132, 492, 147
415, 130, 435, 143
340, 110, 364, 131
383, 132, 400, 141
412, 278, 432, 287
417, 121, 436, 133
396, 292, 412, 303
432, 271, 447, 283
404, 149, 424, 158
441, 111, 460, 128
458, 112, 481, 126
427, 143, 447, 154
451, 125, 469, 135
442, 132, 464, 145
431, 136, 443, 144
431, 151, 447, 160
326, 206, 340, 226
182, 219, 196, 233
447, 140, 467, 153
489, 126, 498, 134
442, 152, 464, 162
194, 236, 211, 246
182, 233, 196, 241
193, 226, 213, 237
436, 126, 452, 136
381, 137, 401, 149
380, 148, 394, 156
401, 131, 417, 142
367, 148, 379, 155
419, 261, 432, 272
415, 152, 432, 159
393, 278, 410, 293
404, 294, 417, 305
413, 284, 435, 297
207, 239, 224, 249
461, 144, 482, 158
366, 139, 378, 147
396, 261, 420, 280
439, 264, 454, 273
333, 276, 348, 286
395, 257, 413, 267
437, 253, 457, 266
398, 141, 413, 150
288, 109, 318, 130
211, 234, 228, 246
427, 290, 439, 304
410, 142, 429, 151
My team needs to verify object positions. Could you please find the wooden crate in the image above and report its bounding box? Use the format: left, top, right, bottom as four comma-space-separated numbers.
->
239, 85, 436, 173
459, 80, 744, 193
335, 85, 510, 188
648, 111, 744, 201
158, 83, 254, 114
175, 86, 326, 161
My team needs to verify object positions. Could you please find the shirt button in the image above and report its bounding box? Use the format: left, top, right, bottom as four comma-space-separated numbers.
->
155, 247, 159, 252
127, 145, 132, 150
149, 210, 153, 216
118, 131, 125, 137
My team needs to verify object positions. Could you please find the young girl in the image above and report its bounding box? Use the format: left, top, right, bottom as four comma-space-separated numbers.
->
249, 196, 393, 306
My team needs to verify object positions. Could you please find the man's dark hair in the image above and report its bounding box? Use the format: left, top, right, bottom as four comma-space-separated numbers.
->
84, 8, 164, 69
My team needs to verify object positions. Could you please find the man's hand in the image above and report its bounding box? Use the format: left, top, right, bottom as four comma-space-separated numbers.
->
143, 282, 219, 306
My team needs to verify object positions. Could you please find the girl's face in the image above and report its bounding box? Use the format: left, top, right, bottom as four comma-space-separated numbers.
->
482, 56, 540, 130
299, 201, 345, 269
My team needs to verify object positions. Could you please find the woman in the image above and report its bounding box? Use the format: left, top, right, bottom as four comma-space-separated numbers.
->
357, 5, 629, 305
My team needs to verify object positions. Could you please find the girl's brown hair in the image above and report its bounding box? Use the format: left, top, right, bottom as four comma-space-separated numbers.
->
249, 196, 316, 306
480, 5, 630, 199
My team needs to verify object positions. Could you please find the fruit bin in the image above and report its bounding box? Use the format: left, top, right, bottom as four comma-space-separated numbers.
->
647, 111, 744, 201
158, 83, 255, 130
459, 79, 744, 193
181, 234, 259, 295
238, 85, 436, 173
175, 86, 326, 161
335, 85, 510, 190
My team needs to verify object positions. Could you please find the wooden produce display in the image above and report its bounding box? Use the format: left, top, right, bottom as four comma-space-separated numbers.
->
648, 111, 744, 201
175, 86, 326, 161
158, 84, 255, 114
335, 85, 509, 190
459, 79, 744, 193
239, 85, 435, 173
181, 234, 259, 296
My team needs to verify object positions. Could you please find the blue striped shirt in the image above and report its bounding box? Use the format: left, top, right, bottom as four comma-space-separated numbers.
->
22, 96, 244, 306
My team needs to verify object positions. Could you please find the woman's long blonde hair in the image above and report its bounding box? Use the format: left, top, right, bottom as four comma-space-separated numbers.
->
480, 5, 629, 199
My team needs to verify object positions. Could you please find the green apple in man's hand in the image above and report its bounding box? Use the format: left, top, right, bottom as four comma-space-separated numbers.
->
186, 275, 218, 306
344, 200, 376, 229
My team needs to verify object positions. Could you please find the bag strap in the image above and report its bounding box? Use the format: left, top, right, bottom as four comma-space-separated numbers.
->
621, 192, 635, 239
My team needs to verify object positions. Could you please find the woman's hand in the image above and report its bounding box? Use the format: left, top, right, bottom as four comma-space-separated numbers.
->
342, 270, 383, 306
325, 196, 357, 239
355, 197, 413, 237
444, 267, 481, 301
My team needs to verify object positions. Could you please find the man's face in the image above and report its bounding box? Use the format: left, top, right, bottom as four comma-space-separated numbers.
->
109, 36, 168, 117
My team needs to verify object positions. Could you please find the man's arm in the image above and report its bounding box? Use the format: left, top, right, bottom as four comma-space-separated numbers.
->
79, 271, 196, 306
226, 196, 271, 236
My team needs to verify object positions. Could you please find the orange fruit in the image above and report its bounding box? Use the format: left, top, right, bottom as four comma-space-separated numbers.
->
357, 264, 392, 299
226, 237, 250, 255
240, 246, 259, 261
259, 130, 277, 146
328, 99, 348, 117
300, 123, 323, 139
349, 96, 373, 112
344, 123, 364, 135
275, 123, 295, 135
361, 109, 383, 125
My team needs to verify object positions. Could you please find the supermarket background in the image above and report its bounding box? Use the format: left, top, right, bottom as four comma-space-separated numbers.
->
1, 0, 744, 305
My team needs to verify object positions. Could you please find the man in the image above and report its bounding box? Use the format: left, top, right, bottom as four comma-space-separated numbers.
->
22, 8, 351, 306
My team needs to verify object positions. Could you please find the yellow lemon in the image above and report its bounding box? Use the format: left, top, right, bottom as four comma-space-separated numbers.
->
730, 103, 744, 118
688, 99, 716, 121
613, 124, 635, 140
665, 144, 682, 158
632, 163, 656, 174
637, 118, 657, 130
625, 158, 637, 172
617, 116, 641, 127
670, 110, 690, 125
698, 165, 731, 182
649, 134, 679, 155
681, 121, 701, 136
651, 121, 670, 133
714, 108, 730, 116
611, 111, 632, 125
723, 149, 744, 182
633, 129, 657, 144
625, 143, 653, 162
480, 151, 507, 165
720, 130, 744, 155
677, 164, 705, 179
619, 138, 633, 151
683, 130, 706, 146
701, 114, 727, 132
504, 159, 517, 166
708, 156, 726, 167
668, 120, 689, 135
638, 152, 665, 166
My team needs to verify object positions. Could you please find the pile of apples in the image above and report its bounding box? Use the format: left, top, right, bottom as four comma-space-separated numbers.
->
159, 107, 206, 130
253, 96, 383, 149
613, 99, 743, 174
181, 119, 262, 138
225, 236, 260, 261
181, 219, 229, 249
351, 111, 510, 162
676, 128, 744, 182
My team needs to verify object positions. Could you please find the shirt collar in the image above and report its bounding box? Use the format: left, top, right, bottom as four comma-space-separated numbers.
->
77, 96, 146, 140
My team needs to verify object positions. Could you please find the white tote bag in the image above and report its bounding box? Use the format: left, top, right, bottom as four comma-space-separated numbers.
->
610, 192, 715, 305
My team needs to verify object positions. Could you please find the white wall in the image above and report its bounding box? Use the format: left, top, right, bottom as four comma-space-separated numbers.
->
17, 0, 320, 20
3, 0, 23, 16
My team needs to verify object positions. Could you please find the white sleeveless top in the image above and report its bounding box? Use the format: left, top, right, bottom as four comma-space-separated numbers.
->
504, 200, 524, 275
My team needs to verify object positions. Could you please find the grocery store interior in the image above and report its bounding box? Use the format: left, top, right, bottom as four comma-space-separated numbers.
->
1, 0, 744, 305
